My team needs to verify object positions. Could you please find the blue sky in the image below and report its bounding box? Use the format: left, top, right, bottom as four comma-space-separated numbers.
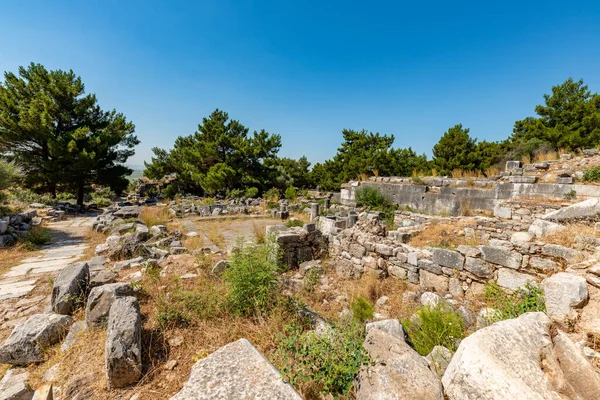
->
1, 1, 599, 168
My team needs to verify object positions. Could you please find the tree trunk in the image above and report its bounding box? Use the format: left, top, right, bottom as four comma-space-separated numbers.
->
49, 183, 57, 199
77, 184, 84, 206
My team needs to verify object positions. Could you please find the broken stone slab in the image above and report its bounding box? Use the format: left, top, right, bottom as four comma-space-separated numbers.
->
0, 368, 33, 400
170, 338, 301, 399
541, 243, 582, 263
432, 248, 464, 270
419, 270, 449, 292
509, 176, 537, 183
365, 319, 405, 341
442, 312, 600, 400
89, 270, 118, 288
0, 314, 73, 364
496, 268, 536, 291
113, 206, 141, 219
555, 177, 574, 184
479, 246, 522, 270
113, 257, 145, 271
543, 198, 600, 222
86, 283, 134, 328
528, 219, 566, 238
528, 256, 560, 273
553, 330, 600, 399
105, 296, 142, 389
356, 328, 443, 400
50, 262, 89, 315
210, 260, 229, 275
61, 320, 86, 352
542, 272, 588, 322
464, 257, 494, 279
134, 224, 149, 242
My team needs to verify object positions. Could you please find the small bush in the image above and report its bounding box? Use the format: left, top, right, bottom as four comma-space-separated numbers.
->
162, 183, 179, 199
274, 321, 370, 398
564, 189, 577, 200
224, 241, 280, 317
245, 187, 259, 198
285, 186, 297, 201
350, 296, 374, 322
264, 188, 280, 202
226, 188, 245, 199
285, 219, 304, 228
483, 282, 545, 323
402, 304, 465, 356
354, 186, 392, 208
139, 207, 171, 227
411, 175, 426, 185
584, 166, 600, 182
22, 227, 52, 249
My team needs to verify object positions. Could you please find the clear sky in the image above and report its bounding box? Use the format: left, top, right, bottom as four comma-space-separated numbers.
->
1, 1, 599, 167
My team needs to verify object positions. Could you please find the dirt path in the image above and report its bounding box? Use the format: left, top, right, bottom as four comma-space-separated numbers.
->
0, 216, 94, 338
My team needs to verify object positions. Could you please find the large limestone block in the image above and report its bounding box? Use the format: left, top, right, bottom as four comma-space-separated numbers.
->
432, 249, 464, 270
528, 219, 565, 238
479, 246, 522, 269
170, 338, 301, 400
50, 262, 89, 315
105, 297, 142, 389
365, 319, 405, 341
543, 198, 600, 222
542, 273, 588, 321
497, 268, 536, 291
0, 314, 72, 364
0, 368, 33, 400
553, 330, 600, 399
442, 312, 600, 400
86, 283, 134, 328
356, 328, 443, 400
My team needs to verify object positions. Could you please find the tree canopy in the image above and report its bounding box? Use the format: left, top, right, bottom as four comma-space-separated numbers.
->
0, 63, 138, 204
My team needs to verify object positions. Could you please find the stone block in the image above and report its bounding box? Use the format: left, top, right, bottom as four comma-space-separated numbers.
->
349, 243, 366, 259
555, 177, 574, 184
528, 256, 560, 273
543, 198, 600, 222
432, 249, 464, 270
509, 176, 537, 184
418, 259, 442, 275
528, 219, 565, 238
542, 273, 588, 322
375, 244, 394, 257
419, 270, 449, 292
464, 257, 494, 279
0, 368, 33, 400
171, 338, 301, 399
0, 314, 72, 364
541, 244, 581, 263
496, 269, 536, 291
479, 246, 522, 269
105, 297, 142, 388
86, 283, 134, 328
50, 262, 89, 315
493, 205, 512, 219
505, 161, 522, 171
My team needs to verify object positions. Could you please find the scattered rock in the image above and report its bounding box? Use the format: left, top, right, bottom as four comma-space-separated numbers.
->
365, 319, 405, 341
171, 338, 301, 399
0, 368, 33, 400
61, 321, 86, 352
357, 328, 444, 400
86, 283, 134, 329
0, 313, 72, 364
50, 262, 89, 315
542, 272, 588, 322
105, 297, 142, 389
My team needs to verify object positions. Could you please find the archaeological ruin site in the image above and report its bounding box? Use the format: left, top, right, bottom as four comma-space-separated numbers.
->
1, 5, 600, 397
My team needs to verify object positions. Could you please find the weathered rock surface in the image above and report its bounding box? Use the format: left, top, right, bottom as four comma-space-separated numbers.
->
479, 246, 521, 269
365, 319, 405, 340
50, 262, 89, 315
425, 345, 453, 376
496, 268, 536, 291
543, 198, 600, 222
86, 283, 133, 328
528, 219, 565, 238
357, 328, 443, 400
442, 312, 600, 400
61, 321, 86, 352
105, 297, 142, 388
0, 314, 72, 364
542, 272, 588, 321
0, 368, 33, 400
170, 338, 301, 400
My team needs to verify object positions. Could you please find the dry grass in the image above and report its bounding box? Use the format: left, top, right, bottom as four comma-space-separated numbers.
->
139, 207, 171, 228
459, 199, 473, 216
451, 169, 483, 179
534, 151, 558, 162
409, 220, 485, 249
182, 235, 204, 250
82, 229, 109, 260
543, 223, 597, 247
485, 166, 500, 177
253, 222, 265, 244
0, 245, 40, 275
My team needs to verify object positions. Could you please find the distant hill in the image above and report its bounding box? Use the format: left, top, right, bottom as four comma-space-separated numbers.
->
126, 165, 144, 182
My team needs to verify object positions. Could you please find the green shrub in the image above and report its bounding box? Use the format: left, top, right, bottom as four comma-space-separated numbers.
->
285, 219, 304, 228
483, 282, 545, 323
584, 166, 600, 182
245, 187, 259, 198
350, 296, 374, 322
402, 304, 465, 356
354, 186, 392, 208
224, 242, 280, 317
22, 227, 52, 249
563, 189, 577, 200
9, 189, 53, 205
274, 321, 370, 398
285, 186, 297, 201
264, 187, 280, 201
226, 188, 245, 199
162, 183, 179, 199
411, 175, 426, 185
